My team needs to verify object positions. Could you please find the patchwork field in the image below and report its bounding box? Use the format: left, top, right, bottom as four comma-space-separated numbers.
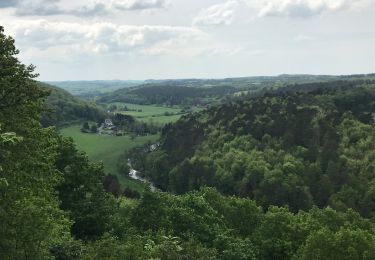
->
111, 102, 184, 124
60, 124, 159, 191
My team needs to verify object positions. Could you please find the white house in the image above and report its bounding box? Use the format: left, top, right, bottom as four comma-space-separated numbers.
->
104, 119, 114, 128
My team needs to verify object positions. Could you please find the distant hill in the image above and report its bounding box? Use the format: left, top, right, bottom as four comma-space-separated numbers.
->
143, 74, 338, 87
39, 83, 106, 127
99, 74, 375, 106
143, 74, 375, 87
45, 80, 143, 99
99, 84, 237, 106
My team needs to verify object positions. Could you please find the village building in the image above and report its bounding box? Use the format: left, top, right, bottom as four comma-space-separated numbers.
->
104, 119, 114, 128
99, 118, 122, 136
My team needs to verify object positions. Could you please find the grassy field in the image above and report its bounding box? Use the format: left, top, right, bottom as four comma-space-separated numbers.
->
142, 114, 182, 124
112, 102, 183, 124
60, 125, 159, 191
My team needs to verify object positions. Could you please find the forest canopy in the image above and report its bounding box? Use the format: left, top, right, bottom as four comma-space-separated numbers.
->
40, 83, 105, 127
130, 80, 375, 217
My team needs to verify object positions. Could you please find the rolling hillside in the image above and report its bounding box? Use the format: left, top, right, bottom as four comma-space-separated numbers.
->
129, 79, 375, 216
40, 83, 105, 127
99, 74, 375, 107
46, 80, 143, 99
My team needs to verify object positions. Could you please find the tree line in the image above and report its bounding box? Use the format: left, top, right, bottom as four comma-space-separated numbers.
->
100, 84, 236, 106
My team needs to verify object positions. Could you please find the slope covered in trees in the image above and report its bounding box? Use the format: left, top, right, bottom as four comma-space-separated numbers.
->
0, 26, 72, 258
40, 83, 105, 127
130, 80, 375, 217
46, 80, 143, 99
85, 187, 375, 259
99, 74, 375, 107
99, 84, 236, 106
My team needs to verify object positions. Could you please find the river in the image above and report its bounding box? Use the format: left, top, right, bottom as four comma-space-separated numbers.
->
128, 159, 156, 191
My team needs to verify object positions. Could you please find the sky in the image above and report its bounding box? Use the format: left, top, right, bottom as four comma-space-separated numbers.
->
0, 0, 374, 80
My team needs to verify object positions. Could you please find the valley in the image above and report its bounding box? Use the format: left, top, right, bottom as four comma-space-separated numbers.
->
60, 124, 158, 191
52, 75, 375, 198
56, 99, 191, 191
2, 9, 375, 258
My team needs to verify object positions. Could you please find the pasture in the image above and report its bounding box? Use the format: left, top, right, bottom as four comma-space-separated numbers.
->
60, 124, 159, 191
111, 102, 183, 124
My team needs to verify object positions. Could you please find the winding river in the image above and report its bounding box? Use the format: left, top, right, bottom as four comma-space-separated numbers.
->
128, 159, 156, 191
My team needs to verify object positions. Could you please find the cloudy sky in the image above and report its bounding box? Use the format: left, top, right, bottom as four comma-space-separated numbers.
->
1, 0, 374, 80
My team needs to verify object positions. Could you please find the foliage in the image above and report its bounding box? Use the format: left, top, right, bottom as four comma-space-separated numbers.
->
112, 112, 160, 135
100, 84, 236, 106
0, 26, 71, 259
55, 136, 119, 240
138, 80, 375, 217
99, 74, 375, 107
40, 83, 105, 127
81, 188, 375, 259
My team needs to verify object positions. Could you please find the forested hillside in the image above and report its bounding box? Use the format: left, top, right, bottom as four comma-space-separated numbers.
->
47, 80, 143, 99
99, 74, 375, 107
40, 83, 105, 127
131, 80, 375, 216
2, 26, 375, 259
99, 84, 236, 106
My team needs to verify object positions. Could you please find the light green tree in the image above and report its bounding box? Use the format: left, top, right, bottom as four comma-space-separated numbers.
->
0, 26, 71, 259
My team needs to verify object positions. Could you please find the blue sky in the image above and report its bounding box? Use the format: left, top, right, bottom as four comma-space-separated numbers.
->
1, 0, 374, 80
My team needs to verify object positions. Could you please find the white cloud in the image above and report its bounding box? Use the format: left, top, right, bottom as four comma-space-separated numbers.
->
0, 0, 22, 8
294, 34, 314, 42
203, 46, 244, 57
1, 0, 374, 80
2, 0, 169, 17
112, 0, 169, 10
14, 0, 61, 16
193, 0, 239, 26
244, 0, 369, 18
2, 19, 207, 59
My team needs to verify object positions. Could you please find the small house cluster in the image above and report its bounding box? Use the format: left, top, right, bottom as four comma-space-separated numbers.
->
98, 119, 122, 136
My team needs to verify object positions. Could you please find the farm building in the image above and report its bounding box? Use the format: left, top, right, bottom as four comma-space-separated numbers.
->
99, 119, 123, 136
104, 119, 114, 128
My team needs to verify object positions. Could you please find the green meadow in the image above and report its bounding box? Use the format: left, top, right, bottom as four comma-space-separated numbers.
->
59, 103, 187, 191
60, 124, 159, 191
112, 102, 183, 124
142, 114, 182, 124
